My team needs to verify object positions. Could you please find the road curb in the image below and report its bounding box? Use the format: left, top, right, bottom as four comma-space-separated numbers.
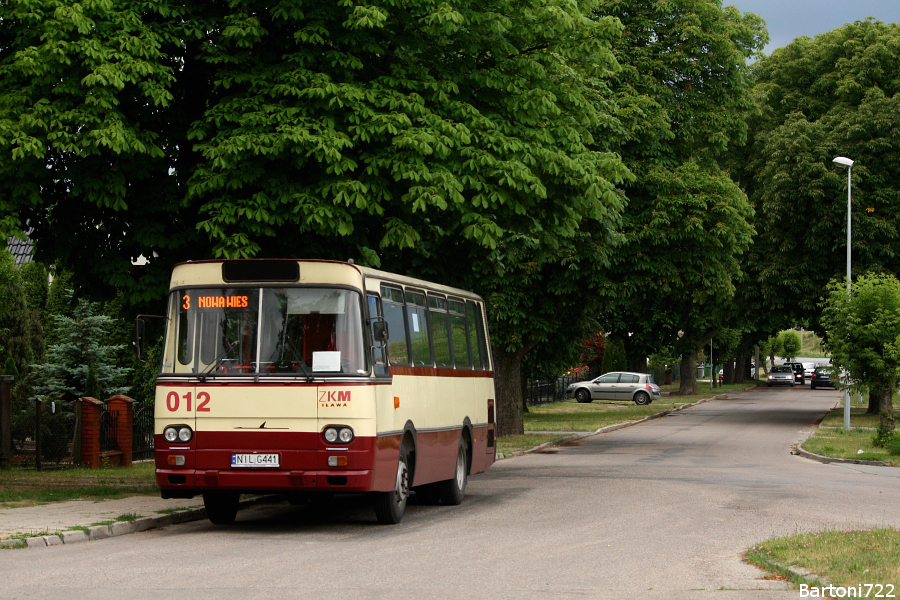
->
497, 392, 731, 460
793, 445, 893, 467
1, 495, 280, 550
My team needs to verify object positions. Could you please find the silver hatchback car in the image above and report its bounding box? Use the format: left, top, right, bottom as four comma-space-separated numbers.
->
767, 365, 795, 387
566, 371, 661, 405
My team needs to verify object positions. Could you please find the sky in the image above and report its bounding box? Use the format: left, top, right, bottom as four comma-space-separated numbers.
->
727, 0, 900, 54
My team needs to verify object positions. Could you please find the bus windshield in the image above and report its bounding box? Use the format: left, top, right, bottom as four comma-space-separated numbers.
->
163, 287, 366, 376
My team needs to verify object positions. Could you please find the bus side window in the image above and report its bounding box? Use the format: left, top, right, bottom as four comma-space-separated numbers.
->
381, 285, 410, 366
405, 290, 432, 367
367, 294, 388, 376
448, 299, 471, 368
428, 295, 452, 368
467, 301, 488, 370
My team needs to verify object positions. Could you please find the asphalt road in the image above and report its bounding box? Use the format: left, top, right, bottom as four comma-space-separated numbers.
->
2, 385, 898, 600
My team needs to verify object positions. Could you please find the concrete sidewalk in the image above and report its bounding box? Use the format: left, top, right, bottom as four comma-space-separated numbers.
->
0, 494, 210, 549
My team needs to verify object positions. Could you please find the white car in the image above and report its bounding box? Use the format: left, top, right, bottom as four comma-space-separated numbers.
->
803, 362, 816, 380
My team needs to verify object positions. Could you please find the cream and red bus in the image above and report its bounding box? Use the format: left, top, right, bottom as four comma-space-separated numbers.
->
139, 259, 496, 524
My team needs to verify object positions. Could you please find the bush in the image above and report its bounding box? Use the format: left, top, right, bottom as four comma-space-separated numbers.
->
886, 437, 900, 456
873, 415, 897, 449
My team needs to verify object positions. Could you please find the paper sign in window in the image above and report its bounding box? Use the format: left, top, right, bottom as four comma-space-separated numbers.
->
313, 351, 341, 372
411, 313, 420, 332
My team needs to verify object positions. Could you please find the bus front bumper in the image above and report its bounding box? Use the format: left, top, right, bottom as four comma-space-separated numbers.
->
157, 468, 376, 498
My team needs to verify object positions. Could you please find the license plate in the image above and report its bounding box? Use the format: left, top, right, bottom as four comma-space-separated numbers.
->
231, 453, 280, 468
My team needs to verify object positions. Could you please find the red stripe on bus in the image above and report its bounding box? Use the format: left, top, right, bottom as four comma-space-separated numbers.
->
390, 366, 494, 378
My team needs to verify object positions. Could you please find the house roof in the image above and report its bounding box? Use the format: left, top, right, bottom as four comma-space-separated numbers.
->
6, 236, 34, 267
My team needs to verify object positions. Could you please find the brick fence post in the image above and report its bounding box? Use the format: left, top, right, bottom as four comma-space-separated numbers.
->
78, 397, 103, 468
106, 395, 135, 467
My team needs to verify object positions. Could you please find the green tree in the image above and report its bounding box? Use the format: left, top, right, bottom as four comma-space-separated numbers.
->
30, 298, 131, 401
1, 0, 631, 436
42, 270, 75, 348
590, 0, 766, 394
0, 249, 42, 377
779, 330, 801, 360
820, 273, 900, 432
19, 261, 49, 313
761, 333, 783, 370
600, 338, 626, 374
739, 20, 900, 329
0, 0, 207, 305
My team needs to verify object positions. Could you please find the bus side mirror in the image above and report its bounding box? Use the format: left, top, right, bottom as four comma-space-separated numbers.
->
372, 321, 388, 343
134, 314, 166, 364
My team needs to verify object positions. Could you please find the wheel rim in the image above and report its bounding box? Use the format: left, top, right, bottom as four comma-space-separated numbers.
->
577, 389, 588, 402
455, 447, 466, 490
394, 458, 409, 505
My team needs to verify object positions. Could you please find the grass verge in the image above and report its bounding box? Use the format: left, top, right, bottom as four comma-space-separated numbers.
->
497, 380, 760, 455
800, 408, 900, 465
747, 529, 900, 590
0, 462, 157, 508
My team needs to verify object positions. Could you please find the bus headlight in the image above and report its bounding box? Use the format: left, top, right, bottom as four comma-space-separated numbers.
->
164, 425, 193, 444
323, 426, 354, 444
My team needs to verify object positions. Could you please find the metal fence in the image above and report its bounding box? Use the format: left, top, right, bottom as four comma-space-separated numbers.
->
526, 374, 586, 406
10, 399, 77, 469
132, 404, 154, 461
99, 405, 118, 452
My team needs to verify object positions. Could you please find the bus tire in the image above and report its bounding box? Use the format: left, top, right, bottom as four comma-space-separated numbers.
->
203, 492, 240, 525
437, 437, 468, 506
374, 450, 409, 524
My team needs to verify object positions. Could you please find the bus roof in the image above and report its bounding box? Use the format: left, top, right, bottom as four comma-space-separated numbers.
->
168, 259, 482, 301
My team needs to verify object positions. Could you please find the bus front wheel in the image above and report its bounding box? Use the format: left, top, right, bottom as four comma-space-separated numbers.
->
437, 437, 468, 506
374, 450, 409, 524
203, 492, 240, 525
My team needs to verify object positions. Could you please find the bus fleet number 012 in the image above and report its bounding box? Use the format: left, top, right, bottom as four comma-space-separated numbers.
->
166, 391, 211, 412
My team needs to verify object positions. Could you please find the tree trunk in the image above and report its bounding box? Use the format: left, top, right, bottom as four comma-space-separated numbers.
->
493, 346, 525, 436
723, 359, 735, 385
627, 356, 647, 374
868, 389, 880, 415
520, 375, 529, 415
678, 352, 698, 395
879, 387, 895, 432
735, 351, 747, 384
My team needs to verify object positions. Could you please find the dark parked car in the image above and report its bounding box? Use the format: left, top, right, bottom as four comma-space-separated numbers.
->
767, 365, 795, 387
783, 362, 805, 385
565, 371, 661, 405
810, 365, 835, 390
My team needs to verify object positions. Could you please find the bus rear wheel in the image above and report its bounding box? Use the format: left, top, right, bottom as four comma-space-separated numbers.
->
203, 492, 240, 525
374, 450, 409, 524
436, 437, 468, 506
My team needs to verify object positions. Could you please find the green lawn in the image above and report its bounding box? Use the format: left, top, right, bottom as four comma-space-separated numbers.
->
0, 462, 158, 507
801, 407, 900, 465
748, 529, 900, 591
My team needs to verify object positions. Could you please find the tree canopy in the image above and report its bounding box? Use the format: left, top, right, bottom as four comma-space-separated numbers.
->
740, 20, 900, 327
591, 0, 765, 392
0, 0, 637, 435
820, 272, 900, 430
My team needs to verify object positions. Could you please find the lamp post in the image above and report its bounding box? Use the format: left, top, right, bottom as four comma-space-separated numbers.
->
833, 156, 853, 431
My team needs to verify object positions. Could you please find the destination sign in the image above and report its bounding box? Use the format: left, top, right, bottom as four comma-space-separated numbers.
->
182, 294, 250, 310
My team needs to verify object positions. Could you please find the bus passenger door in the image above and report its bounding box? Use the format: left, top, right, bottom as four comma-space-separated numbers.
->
367, 294, 388, 377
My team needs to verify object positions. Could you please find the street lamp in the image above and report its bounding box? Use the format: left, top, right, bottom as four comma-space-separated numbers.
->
833, 156, 853, 431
